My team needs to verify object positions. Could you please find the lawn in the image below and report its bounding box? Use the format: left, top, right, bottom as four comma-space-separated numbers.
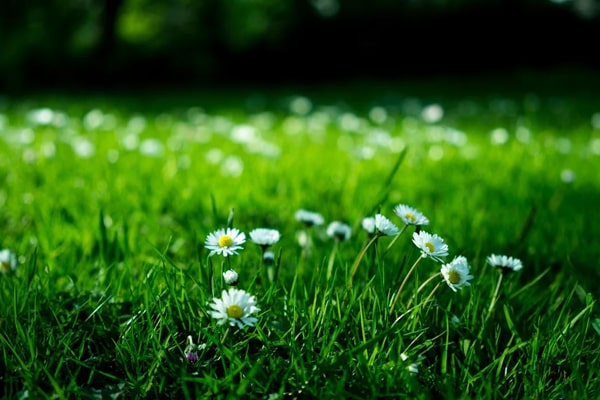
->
1, 69, 600, 399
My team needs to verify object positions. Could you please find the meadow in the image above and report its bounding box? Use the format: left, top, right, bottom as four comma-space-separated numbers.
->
1, 71, 600, 399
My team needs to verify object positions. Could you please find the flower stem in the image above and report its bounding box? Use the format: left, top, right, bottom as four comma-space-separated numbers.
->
406, 272, 441, 309
420, 279, 443, 308
347, 234, 379, 290
389, 255, 423, 315
385, 224, 408, 252
477, 272, 504, 341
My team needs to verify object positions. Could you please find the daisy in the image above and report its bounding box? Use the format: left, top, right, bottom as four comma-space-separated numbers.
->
412, 230, 448, 262
205, 228, 246, 257
441, 256, 474, 292
249, 228, 280, 249
223, 269, 239, 286
487, 254, 523, 272
0, 249, 17, 274
326, 221, 352, 241
208, 288, 260, 329
295, 209, 324, 227
393, 204, 429, 226
361, 216, 376, 235
375, 214, 400, 236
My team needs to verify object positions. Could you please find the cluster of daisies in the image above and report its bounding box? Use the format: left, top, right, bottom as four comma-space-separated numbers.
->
204, 227, 281, 329
200, 204, 523, 335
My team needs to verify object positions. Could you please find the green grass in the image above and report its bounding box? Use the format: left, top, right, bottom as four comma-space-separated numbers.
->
1, 72, 600, 399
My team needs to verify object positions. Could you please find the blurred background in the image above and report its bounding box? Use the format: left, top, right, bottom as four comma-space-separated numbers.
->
1, 0, 599, 92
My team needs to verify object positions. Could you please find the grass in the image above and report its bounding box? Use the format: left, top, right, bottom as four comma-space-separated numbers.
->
1, 70, 600, 399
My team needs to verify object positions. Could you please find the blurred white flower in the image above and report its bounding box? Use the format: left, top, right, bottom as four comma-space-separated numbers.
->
487, 254, 523, 272
326, 221, 352, 241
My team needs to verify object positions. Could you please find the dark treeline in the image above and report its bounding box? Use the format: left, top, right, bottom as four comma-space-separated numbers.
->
1, 0, 599, 92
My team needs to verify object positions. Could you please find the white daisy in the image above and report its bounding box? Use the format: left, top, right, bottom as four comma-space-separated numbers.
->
361, 217, 376, 235
205, 228, 246, 257
375, 214, 400, 236
441, 256, 474, 292
487, 254, 523, 272
412, 231, 449, 262
295, 209, 324, 227
0, 249, 17, 274
223, 269, 239, 286
393, 204, 429, 226
208, 288, 260, 329
249, 228, 281, 248
326, 221, 352, 241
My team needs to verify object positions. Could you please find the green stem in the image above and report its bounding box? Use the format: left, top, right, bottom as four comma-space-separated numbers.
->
420, 279, 443, 308
347, 234, 379, 290
385, 224, 409, 252
389, 256, 423, 315
477, 272, 504, 341
406, 272, 441, 309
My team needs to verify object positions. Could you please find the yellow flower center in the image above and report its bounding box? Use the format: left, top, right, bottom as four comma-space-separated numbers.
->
218, 235, 234, 248
425, 242, 435, 253
405, 213, 416, 222
448, 269, 461, 284
226, 304, 244, 319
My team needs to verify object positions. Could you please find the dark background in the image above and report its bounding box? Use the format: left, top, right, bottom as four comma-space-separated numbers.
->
1, 0, 599, 92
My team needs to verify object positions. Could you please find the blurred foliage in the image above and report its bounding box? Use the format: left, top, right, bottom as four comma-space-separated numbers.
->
0, 0, 597, 91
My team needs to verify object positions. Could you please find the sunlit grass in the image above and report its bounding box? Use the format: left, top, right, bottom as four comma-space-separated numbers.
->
1, 78, 600, 399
